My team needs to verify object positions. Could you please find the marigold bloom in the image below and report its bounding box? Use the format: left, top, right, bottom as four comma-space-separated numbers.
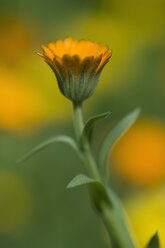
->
38, 37, 112, 103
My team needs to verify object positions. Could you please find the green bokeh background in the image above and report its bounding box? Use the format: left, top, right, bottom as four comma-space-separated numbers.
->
0, 0, 165, 247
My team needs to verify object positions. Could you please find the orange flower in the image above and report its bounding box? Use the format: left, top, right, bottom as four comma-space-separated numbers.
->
38, 37, 112, 103
111, 120, 165, 186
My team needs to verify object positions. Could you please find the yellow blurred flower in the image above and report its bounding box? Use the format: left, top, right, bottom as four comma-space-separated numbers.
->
39, 37, 112, 103
0, 68, 48, 131
0, 170, 32, 234
110, 119, 165, 186
125, 188, 165, 247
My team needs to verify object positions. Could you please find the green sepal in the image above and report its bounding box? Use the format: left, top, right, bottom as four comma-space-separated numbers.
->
80, 111, 111, 148
67, 174, 111, 211
54, 70, 66, 97
87, 71, 101, 98
98, 108, 140, 180
83, 70, 98, 99
54, 66, 70, 100
17, 135, 83, 164
146, 232, 160, 248
78, 68, 86, 100
68, 69, 76, 100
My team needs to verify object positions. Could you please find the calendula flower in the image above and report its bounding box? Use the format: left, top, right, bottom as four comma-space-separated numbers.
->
38, 37, 112, 103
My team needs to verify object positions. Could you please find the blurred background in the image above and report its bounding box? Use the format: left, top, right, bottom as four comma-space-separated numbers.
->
0, 0, 165, 247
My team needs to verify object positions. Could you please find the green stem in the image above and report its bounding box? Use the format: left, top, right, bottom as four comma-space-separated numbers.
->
73, 103, 101, 181
72, 102, 137, 248
101, 189, 137, 248
73, 103, 84, 142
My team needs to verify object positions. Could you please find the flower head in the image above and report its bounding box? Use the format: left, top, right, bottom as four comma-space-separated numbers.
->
38, 37, 112, 103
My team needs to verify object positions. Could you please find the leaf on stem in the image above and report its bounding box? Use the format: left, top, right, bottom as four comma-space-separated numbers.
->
146, 232, 160, 248
98, 108, 140, 179
17, 135, 82, 164
67, 174, 112, 210
67, 174, 96, 188
80, 111, 111, 147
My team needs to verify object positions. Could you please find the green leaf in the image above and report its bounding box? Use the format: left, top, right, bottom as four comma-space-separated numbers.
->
146, 232, 160, 248
67, 174, 96, 188
98, 108, 140, 179
67, 174, 111, 211
17, 135, 82, 164
80, 111, 111, 147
